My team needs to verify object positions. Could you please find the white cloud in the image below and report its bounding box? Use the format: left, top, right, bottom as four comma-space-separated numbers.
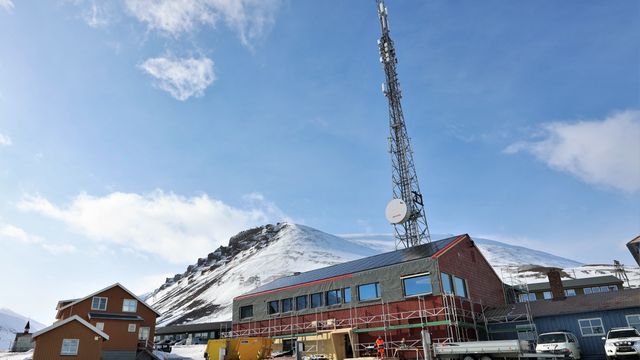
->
0, 223, 77, 255
0, 132, 12, 146
140, 56, 215, 100
0, 0, 14, 12
505, 110, 640, 193
0, 224, 43, 244
82, 2, 110, 28
18, 190, 288, 263
125, 0, 280, 47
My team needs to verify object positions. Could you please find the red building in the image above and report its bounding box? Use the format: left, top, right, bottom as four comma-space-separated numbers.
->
232, 235, 506, 359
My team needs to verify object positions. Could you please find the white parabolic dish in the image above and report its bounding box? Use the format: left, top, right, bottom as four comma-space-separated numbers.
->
385, 198, 410, 224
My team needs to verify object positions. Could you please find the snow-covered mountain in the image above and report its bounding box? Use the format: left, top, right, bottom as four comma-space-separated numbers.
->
147, 223, 638, 326
146, 223, 379, 326
0, 309, 45, 351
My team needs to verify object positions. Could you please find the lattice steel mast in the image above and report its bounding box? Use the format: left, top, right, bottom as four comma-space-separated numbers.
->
377, 0, 431, 248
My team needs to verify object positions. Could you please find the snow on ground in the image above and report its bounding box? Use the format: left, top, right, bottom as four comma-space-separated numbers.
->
154, 345, 206, 360
0, 309, 46, 351
0, 350, 33, 360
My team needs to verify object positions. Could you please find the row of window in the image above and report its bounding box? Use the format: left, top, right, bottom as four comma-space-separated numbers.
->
91, 296, 138, 313
518, 285, 619, 302
240, 273, 469, 319
578, 314, 640, 336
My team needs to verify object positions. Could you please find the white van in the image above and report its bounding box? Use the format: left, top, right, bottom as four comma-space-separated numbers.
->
536, 331, 581, 359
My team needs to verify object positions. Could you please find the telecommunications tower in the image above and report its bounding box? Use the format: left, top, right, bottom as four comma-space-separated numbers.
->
378, 0, 431, 249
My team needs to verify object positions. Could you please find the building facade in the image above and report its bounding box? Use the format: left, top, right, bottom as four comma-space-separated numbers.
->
10, 322, 34, 352
232, 235, 505, 358
521, 275, 624, 302
32, 315, 109, 360
155, 321, 232, 344
33, 283, 160, 360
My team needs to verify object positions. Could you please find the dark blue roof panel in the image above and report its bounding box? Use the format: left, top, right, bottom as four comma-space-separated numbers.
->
242, 235, 461, 297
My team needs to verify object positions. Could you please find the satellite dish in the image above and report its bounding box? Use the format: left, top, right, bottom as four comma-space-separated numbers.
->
385, 198, 409, 224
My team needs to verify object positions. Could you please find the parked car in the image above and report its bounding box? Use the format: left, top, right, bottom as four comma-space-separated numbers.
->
536, 331, 581, 359
603, 327, 640, 359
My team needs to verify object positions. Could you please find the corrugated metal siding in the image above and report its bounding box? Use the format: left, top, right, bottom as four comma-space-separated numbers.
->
535, 308, 640, 359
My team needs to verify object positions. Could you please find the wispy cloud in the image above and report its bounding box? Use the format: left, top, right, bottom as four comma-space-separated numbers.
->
505, 110, 640, 193
18, 190, 288, 263
139, 56, 215, 100
82, 1, 110, 28
0, 0, 14, 12
0, 132, 12, 146
0, 223, 77, 255
124, 0, 280, 47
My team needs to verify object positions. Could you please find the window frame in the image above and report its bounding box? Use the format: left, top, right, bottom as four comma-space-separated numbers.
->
128, 324, 137, 333
326, 289, 341, 306
543, 291, 553, 300
60, 338, 79, 356
139, 327, 150, 341
402, 273, 433, 297
626, 314, 640, 330
441, 272, 453, 295
122, 299, 138, 313
240, 305, 253, 319
564, 289, 577, 297
578, 317, 605, 337
95, 322, 105, 331
343, 288, 351, 303
310, 293, 323, 308
358, 282, 381, 302
281, 298, 293, 313
453, 276, 468, 298
268, 300, 279, 315
296, 295, 308, 310
91, 296, 108, 311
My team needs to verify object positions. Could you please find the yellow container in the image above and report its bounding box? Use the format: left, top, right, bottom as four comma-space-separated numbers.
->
205, 338, 273, 360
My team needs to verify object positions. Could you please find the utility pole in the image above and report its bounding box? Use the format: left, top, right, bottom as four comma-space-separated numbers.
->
378, 0, 431, 249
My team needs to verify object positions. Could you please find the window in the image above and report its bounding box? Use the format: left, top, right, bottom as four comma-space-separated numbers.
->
296, 295, 308, 310
240, 305, 253, 319
564, 289, 576, 297
578, 318, 605, 336
453, 276, 467, 298
139, 327, 150, 341
95, 322, 104, 331
128, 324, 137, 333
609, 285, 619, 291
122, 299, 138, 312
441, 273, 453, 295
326, 290, 341, 306
343, 288, 351, 303
626, 314, 640, 331
583, 287, 592, 295
402, 274, 432, 297
358, 283, 380, 301
91, 296, 108, 311
310, 293, 323, 308
543, 291, 553, 300
518, 293, 537, 302
268, 300, 279, 314
282, 298, 293, 313
60, 339, 79, 355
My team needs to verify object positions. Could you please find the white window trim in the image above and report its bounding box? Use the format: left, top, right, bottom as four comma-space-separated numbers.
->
122, 299, 138, 313
60, 338, 79, 355
626, 314, 640, 328
95, 322, 104, 331
91, 296, 108, 311
128, 324, 137, 333
578, 317, 605, 337
139, 326, 150, 341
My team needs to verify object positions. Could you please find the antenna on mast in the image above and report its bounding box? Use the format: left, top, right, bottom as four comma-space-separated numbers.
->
378, 0, 431, 249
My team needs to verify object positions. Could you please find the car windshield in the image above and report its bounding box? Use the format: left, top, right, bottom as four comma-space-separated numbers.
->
608, 330, 639, 339
538, 334, 566, 344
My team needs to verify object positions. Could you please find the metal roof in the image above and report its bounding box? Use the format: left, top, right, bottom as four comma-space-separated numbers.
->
241, 235, 461, 297
156, 321, 233, 335
527, 275, 623, 292
485, 288, 640, 319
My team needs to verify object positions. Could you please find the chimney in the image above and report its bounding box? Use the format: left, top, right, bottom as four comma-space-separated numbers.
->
547, 269, 566, 301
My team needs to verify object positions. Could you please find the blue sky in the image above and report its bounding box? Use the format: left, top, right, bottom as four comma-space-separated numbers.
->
0, 0, 638, 324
